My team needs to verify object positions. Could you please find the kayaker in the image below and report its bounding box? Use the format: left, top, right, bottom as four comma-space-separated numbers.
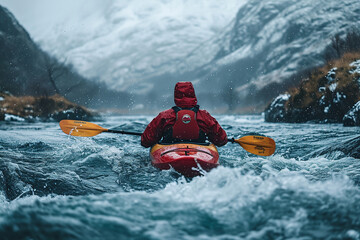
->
141, 82, 228, 147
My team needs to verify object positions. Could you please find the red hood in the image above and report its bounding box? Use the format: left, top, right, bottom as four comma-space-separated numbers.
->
174, 82, 197, 108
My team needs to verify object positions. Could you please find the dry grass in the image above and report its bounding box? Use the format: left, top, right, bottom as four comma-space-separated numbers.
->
0, 94, 93, 119
286, 52, 360, 110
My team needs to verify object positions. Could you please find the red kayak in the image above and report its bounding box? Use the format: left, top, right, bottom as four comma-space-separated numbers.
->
150, 143, 219, 177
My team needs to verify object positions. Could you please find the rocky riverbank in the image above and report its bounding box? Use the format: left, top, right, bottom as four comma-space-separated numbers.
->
265, 52, 360, 126
0, 93, 97, 122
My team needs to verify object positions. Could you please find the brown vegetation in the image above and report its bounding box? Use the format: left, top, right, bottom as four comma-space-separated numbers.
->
286, 52, 360, 111
0, 93, 96, 121
265, 50, 360, 123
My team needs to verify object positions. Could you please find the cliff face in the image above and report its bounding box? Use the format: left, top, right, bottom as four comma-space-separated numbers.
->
0, 8, 97, 123
0, 5, 130, 110
265, 52, 360, 126
0, 6, 51, 95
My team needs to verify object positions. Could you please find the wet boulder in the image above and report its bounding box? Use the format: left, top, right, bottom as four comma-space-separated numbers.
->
316, 90, 352, 123
343, 101, 360, 126
50, 107, 94, 121
264, 94, 290, 122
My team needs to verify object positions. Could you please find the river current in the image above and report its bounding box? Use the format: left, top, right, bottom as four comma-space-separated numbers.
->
0, 115, 359, 240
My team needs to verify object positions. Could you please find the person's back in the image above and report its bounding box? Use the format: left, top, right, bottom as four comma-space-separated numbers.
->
141, 82, 227, 148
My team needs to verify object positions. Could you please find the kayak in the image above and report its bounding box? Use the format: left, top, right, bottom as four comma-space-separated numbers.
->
150, 143, 219, 177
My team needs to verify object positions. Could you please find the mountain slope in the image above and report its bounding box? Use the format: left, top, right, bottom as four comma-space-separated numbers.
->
0, 5, 130, 109
192, 0, 360, 110
0, 6, 51, 95
17, 0, 360, 112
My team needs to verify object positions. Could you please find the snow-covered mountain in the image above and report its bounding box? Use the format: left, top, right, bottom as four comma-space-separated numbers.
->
27, 0, 360, 110
35, 0, 245, 94
194, 0, 360, 102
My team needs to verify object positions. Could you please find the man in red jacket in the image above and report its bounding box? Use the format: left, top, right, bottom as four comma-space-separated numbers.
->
141, 82, 228, 148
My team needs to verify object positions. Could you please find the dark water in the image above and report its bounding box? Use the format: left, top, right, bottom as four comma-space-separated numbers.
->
0, 115, 359, 240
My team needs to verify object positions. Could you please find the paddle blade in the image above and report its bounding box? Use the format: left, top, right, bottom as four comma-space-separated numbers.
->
59, 120, 107, 137
235, 135, 276, 156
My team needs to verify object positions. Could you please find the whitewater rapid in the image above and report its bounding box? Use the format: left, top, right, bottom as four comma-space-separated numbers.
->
0, 115, 359, 239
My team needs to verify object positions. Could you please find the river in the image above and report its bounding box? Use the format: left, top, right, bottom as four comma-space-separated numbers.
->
0, 115, 359, 239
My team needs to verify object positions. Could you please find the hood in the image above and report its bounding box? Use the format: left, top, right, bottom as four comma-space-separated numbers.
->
174, 82, 198, 108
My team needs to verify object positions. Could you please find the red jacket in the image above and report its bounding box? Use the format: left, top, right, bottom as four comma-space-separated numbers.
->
141, 82, 228, 148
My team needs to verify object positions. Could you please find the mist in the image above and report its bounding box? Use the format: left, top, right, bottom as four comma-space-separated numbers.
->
1, 0, 359, 114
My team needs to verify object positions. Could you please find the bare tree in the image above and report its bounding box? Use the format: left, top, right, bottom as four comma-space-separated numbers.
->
44, 55, 67, 95
345, 28, 360, 52
324, 28, 360, 62
331, 33, 344, 59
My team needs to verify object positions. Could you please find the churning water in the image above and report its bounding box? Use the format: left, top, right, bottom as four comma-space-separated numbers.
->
0, 115, 359, 240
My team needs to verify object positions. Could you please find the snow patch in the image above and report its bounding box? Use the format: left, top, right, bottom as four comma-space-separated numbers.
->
319, 95, 325, 105
0, 97, 4, 101
329, 83, 337, 92
5, 114, 25, 122
349, 59, 360, 74
333, 92, 346, 103
318, 87, 326, 93
326, 68, 337, 83
62, 109, 75, 114
324, 106, 329, 113
343, 101, 360, 125
270, 94, 290, 109
345, 101, 360, 118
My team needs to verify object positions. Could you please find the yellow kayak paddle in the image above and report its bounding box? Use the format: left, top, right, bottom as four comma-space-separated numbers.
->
59, 120, 276, 156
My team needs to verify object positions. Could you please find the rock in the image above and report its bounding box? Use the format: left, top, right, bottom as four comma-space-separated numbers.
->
264, 94, 290, 122
51, 107, 95, 122
343, 101, 360, 126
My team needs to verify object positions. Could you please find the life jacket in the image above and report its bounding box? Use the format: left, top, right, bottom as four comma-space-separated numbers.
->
172, 106, 199, 140
161, 105, 206, 143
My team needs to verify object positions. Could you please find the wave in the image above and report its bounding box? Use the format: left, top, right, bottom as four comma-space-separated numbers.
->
0, 166, 359, 239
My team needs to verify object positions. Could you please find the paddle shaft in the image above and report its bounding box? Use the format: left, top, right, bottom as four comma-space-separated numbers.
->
107, 129, 142, 136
